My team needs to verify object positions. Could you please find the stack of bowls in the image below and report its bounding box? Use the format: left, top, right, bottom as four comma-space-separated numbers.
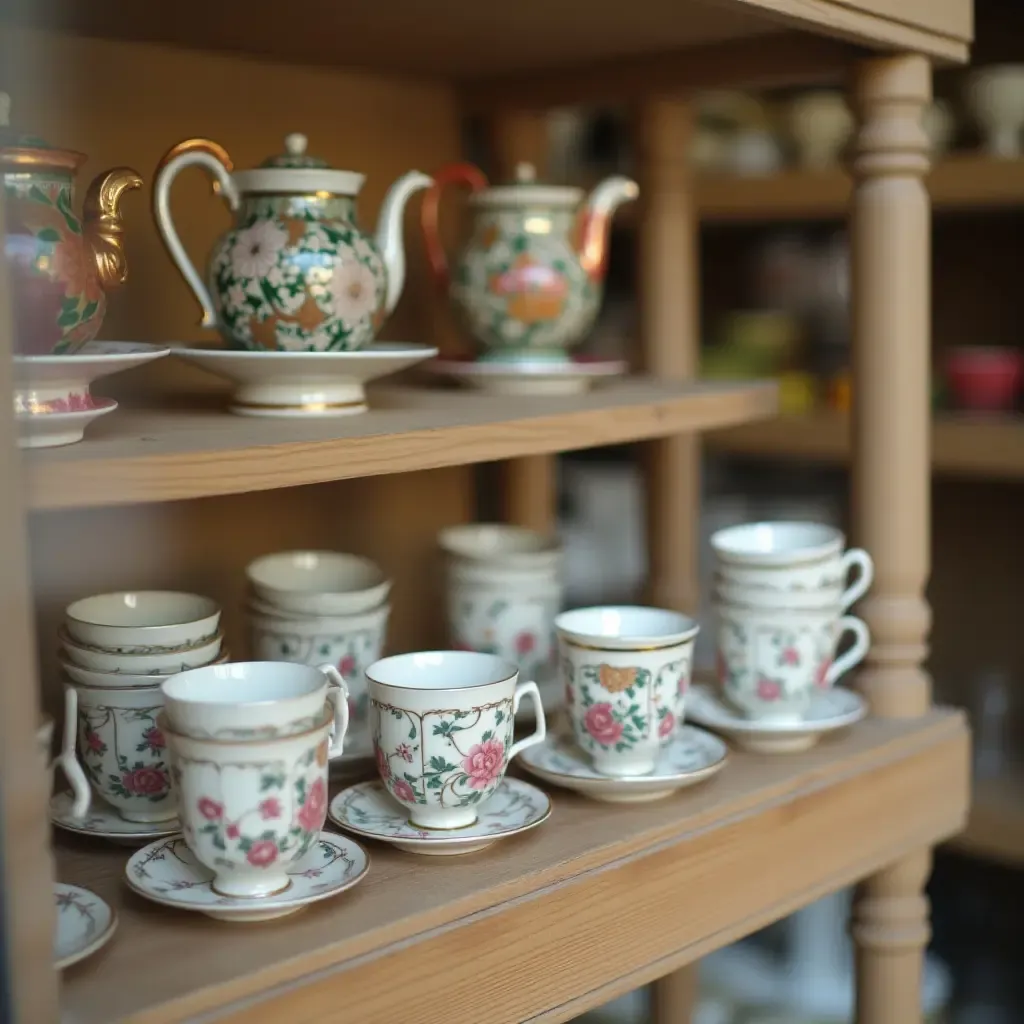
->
438, 524, 563, 705
244, 550, 391, 758
58, 591, 225, 823
710, 522, 874, 724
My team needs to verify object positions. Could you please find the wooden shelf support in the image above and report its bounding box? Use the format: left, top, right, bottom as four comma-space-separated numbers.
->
848, 53, 935, 1024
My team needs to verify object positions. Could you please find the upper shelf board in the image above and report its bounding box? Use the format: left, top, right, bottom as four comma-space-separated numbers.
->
23, 378, 777, 511
5, 0, 969, 82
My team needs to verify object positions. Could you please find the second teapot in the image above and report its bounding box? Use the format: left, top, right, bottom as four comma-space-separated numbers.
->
421, 162, 637, 364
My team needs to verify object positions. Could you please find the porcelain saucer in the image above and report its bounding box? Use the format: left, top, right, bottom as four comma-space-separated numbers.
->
426, 355, 627, 396
518, 725, 728, 803
17, 397, 118, 449
328, 777, 551, 856
686, 683, 868, 754
125, 833, 369, 922
175, 343, 439, 417
51, 791, 180, 845
54, 883, 118, 969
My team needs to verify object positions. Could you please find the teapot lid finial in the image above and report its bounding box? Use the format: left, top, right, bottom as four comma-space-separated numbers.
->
284, 132, 308, 157
515, 162, 536, 184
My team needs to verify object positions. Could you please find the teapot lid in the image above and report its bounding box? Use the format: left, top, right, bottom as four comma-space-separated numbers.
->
470, 162, 582, 208
232, 133, 365, 196
0, 93, 85, 173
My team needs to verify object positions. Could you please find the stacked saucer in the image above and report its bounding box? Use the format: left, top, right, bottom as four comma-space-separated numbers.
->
55, 590, 227, 839
244, 550, 390, 767
690, 521, 873, 753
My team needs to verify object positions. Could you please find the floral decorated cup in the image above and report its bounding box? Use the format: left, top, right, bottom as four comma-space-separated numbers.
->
64, 682, 175, 822
246, 604, 389, 734
555, 606, 699, 776
715, 601, 870, 724
161, 662, 349, 755
366, 650, 546, 830
164, 707, 332, 898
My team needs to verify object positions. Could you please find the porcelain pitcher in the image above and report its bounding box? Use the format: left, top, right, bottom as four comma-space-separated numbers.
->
154, 133, 431, 352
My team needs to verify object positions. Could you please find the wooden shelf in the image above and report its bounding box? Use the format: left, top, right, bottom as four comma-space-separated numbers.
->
58, 710, 966, 1024
947, 771, 1024, 866
707, 409, 1024, 479
694, 155, 1024, 222
23, 379, 776, 512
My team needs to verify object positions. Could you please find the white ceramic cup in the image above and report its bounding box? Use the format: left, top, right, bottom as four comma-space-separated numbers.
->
64, 591, 221, 652
246, 604, 389, 732
246, 550, 390, 616
715, 601, 870, 724
438, 523, 562, 573
59, 627, 224, 675
64, 681, 176, 822
162, 662, 349, 756
165, 707, 332, 898
39, 704, 91, 820
365, 650, 546, 830
555, 606, 699, 776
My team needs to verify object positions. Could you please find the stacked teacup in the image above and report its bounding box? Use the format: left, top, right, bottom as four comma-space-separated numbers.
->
710, 522, 873, 724
58, 591, 226, 823
245, 550, 391, 756
160, 661, 348, 898
439, 524, 563, 692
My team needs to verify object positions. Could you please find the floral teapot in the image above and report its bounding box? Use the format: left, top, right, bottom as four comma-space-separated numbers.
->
1, 94, 142, 355
154, 133, 431, 352
420, 161, 637, 363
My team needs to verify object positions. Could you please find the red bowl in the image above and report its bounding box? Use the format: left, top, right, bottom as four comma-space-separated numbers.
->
944, 347, 1023, 412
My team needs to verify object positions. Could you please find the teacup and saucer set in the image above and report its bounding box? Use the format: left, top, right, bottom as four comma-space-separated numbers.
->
329, 650, 553, 855
154, 133, 437, 416
420, 162, 634, 395
687, 522, 872, 754
517, 606, 728, 802
125, 661, 371, 922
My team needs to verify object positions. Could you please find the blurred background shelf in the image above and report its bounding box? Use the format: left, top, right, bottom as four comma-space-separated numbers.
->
948, 772, 1024, 867
707, 410, 1024, 479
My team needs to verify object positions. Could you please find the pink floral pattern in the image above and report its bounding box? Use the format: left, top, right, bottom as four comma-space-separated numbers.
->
462, 739, 506, 789
122, 766, 169, 796
658, 710, 675, 738
297, 777, 328, 833
583, 703, 624, 745
815, 659, 832, 689
756, 677, 782, 701
246, 840, 279, 868
198, 798, 223, 821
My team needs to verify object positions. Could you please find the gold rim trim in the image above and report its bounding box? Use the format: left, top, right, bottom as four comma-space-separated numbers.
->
232, 398, 367, 413
558, 634, 696, 653
1, 147, 86, 172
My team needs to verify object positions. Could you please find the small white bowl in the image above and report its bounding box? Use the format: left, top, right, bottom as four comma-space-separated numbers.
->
64, 591, 220, 652
438, 523, 562, 571
59, 628, 224, 675
246, 551, 390, 616
710, 521, 844, 567
554, 605, 699, 651
60, 650, 230, 689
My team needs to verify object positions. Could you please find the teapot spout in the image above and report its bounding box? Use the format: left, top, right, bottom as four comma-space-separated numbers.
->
375, 170, 433, 316
83, 167, 143, 291
577, 175, 639, 280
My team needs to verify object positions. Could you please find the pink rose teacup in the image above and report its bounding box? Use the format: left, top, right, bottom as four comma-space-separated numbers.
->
555, 606, 699, 777
365, 651, 546, 829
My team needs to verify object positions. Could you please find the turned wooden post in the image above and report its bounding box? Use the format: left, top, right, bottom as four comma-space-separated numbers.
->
847, 54, 934, 1024
491, 111, 558, 534
636, 96, 700, 616
637, 96, 701, 1024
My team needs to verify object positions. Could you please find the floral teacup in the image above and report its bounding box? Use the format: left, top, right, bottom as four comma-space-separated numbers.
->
715, 601, 870, 723
164, 707, 332, 898
555, 606, 699, 777
366, 650, 546, 829
65, 682, 175, 822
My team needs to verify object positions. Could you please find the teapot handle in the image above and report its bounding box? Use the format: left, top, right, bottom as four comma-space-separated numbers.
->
420, 162, 489, 291
153, 139, 240, 329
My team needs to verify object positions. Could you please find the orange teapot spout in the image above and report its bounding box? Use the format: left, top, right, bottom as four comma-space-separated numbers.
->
576, 175, 639, 281
83, 167, 143, 291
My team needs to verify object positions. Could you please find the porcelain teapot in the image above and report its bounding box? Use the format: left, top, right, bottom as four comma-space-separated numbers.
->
421, 161, 637, 363
1, 94, 141, 355
154, 133, 431, 352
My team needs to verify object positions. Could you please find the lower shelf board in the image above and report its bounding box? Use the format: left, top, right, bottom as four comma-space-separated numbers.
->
947, 770, 1024, 866
58, 709, 967, 1024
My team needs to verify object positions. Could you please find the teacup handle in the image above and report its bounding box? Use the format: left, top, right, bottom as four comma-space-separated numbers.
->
840, 548, 874, 610
317, 664, 351, 759
507, 680, 547, 761
59, 686, 91, 820
826, 616, 871, 685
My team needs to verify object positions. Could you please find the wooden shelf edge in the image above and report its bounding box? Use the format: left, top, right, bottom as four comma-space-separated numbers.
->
25, 379, 778, 512
59, 710, 968, 1023
707, 410, 1024, 479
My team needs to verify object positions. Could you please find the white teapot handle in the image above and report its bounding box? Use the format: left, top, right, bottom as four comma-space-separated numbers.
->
153, 139, 240, 328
